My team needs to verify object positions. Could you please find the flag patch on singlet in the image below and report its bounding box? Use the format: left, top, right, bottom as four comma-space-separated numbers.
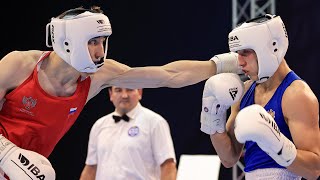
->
69, 107, 77, 114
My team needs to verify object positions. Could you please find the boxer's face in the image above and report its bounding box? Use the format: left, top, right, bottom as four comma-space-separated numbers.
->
109, 87, 142, 114
88, 36, 106, 65
237, 49, 259, 80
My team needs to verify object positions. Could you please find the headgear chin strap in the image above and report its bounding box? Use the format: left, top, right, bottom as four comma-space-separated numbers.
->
228, 14, 288, 83
46, 11, 112, 73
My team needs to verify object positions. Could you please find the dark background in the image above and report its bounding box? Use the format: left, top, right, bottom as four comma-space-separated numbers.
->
0, 0, 319, 179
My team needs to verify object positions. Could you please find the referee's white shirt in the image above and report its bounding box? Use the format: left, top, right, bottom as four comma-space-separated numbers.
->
85, 103, 176, 180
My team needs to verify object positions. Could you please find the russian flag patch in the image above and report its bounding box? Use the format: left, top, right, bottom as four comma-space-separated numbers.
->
69, 107, 77, 115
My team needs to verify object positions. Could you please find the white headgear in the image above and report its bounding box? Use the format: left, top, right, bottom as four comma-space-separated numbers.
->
228, 14, 288, 83
46, 10, 112, 73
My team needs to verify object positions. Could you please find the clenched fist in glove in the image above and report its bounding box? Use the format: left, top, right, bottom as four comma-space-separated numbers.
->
200, 73, 244, 135
211, 52, 243, 74
234, 104, 297, 167
0, 135, 56, 180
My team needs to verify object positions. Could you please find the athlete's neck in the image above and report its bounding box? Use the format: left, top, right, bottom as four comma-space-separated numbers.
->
258, 60, 291, 91
42, 52, 81, 86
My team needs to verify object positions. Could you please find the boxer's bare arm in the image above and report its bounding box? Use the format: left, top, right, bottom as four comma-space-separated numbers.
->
0, 50, 40, 100
209, 100, 244, 168
209, 80, 252, 168
107, 60, 216, 88
283, 81, 320, 179
88, 60, 216, 100
87, 59, 132, 100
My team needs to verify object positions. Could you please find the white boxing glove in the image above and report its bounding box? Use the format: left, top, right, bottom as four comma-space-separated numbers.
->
200, 73, 244, 134
211, 52, 243, 74
234, 104, 297, 167
0, 135, 56, 180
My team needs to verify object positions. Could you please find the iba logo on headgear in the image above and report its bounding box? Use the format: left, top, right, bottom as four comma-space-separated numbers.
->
228, 35, 239, 42
96, 20, 105, 24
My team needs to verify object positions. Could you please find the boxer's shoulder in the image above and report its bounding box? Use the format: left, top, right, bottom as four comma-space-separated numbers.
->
284, 79, 317, 103
0, 50, 41, 90
1, 50, 40, 67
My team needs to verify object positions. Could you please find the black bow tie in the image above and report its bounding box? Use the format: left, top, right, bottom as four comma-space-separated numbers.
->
113, 114, 130, 123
